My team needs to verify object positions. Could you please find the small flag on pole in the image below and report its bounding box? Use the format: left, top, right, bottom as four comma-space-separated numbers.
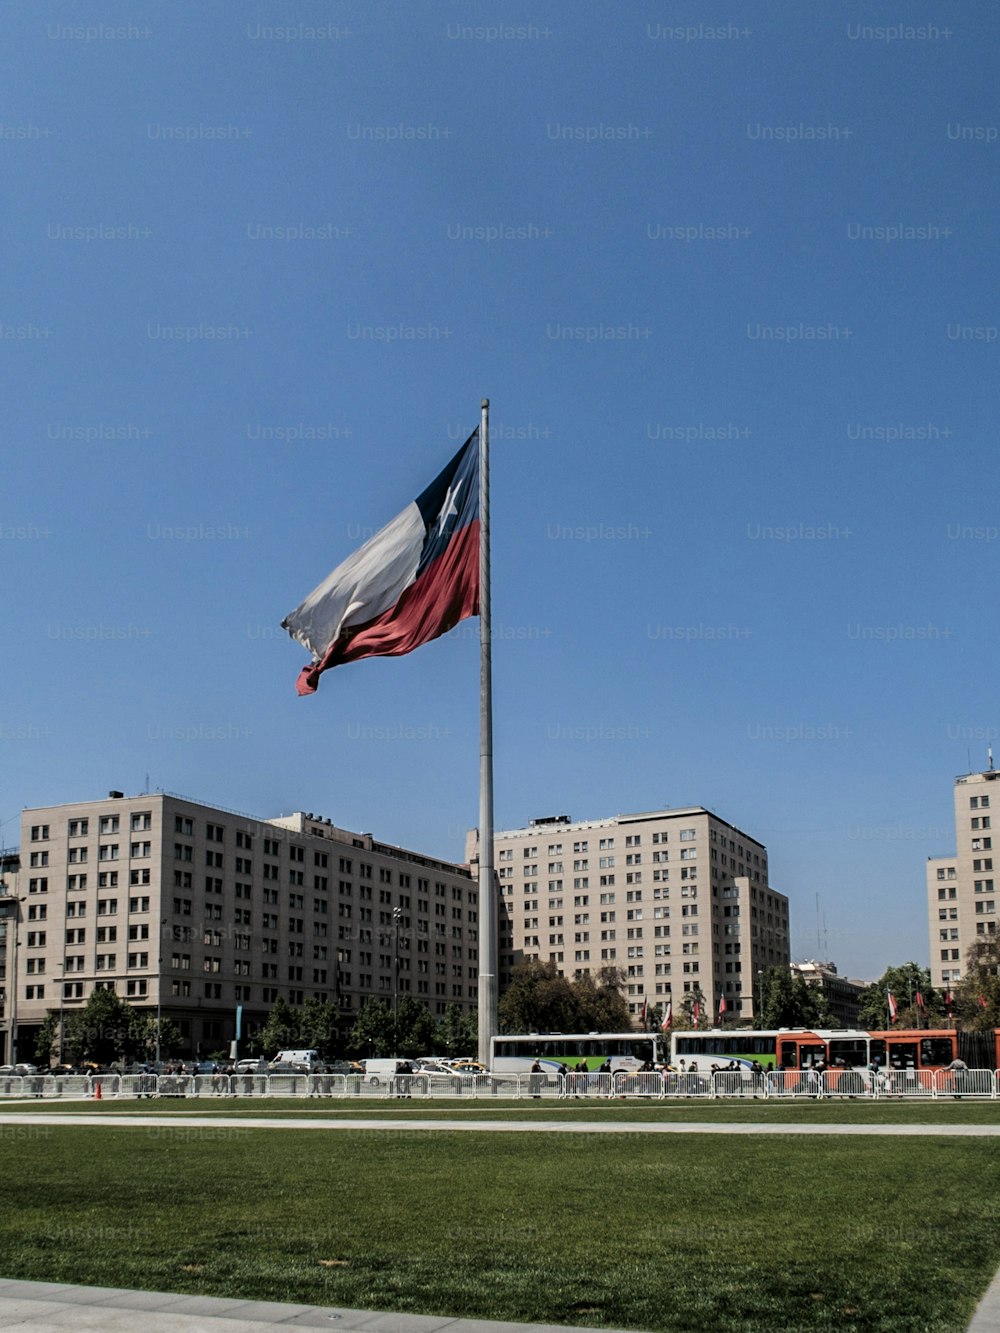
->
915, 990, 925, 1011
641, 997, 648, 1027
718, 993, 727, 1020
692, 1000, 701, 1029
661, 1001, 672, 1032
945, 988, 953, 1013
887, 990, 897, 1023
282, 430, 480, 695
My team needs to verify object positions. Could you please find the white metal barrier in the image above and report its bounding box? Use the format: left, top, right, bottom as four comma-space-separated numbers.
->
936, 1068, 995, 1099
881, 1069, 937, 1098
231, 1074, 271, 1097
711, 1071, 757, 1098
561, 1072, 614, 1098
0, 1068, 997, 1101
822, 1069, 872, 1098
768, 1070, 824, 1098
616, 1071, 667, 1098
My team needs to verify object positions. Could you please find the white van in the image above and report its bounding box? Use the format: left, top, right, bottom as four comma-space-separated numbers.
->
363, 1058, 408, 1085
273, 1049, 320, 1071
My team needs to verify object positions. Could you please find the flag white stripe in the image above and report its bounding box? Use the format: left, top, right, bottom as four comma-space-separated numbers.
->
283, 502, 425, 661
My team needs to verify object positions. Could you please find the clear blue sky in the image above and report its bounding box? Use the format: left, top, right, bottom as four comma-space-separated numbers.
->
4, 1, 998, 980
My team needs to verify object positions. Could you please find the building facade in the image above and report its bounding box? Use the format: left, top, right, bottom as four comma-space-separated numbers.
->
4, 791, 478, 1063
927, 767, 1000, 990
789, 959, 866, 1027
468, 805, 791, 1023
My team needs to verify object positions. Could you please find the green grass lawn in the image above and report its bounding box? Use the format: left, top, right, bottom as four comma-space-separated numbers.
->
0, 1125, 997, 1331
3, 1095, 1000, 1124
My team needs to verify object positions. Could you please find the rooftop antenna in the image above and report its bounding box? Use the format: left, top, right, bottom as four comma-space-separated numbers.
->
990, 746, 995, 773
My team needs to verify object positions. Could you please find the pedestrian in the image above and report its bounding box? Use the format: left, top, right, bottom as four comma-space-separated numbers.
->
529, 1060, 543, 1099
948, 1056, 968, 1100
395, 1059, 413, 1098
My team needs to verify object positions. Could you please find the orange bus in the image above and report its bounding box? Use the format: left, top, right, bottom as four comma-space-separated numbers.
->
774, 1029, 961, 1072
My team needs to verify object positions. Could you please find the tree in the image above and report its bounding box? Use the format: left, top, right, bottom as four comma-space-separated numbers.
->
62, 988, 140, 1066
676, 986, 707, 1030
296, 998, 341, 1058
857, 962, 935, 1030
434, 1004, 478, 1059
256, 996, 342, 1059
347, 998, 394, 1059
393, 995, 436, 1057
133, 1014, 182, 1062
34, 1013, 59, 1068
575, 966, 632, 1031
498, 960, 581, 1033
955, 938, 1000, 1028
758, 968, 824, 1029
258, 996, 300, 1057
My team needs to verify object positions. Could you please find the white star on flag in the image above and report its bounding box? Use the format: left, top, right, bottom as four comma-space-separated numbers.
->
438, 478, 461, 535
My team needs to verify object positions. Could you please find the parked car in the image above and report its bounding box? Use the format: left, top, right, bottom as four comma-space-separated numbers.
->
412, 1059, 453, 1076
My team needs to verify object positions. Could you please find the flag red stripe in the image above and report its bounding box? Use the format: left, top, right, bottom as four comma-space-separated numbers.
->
296, 519, 480, 695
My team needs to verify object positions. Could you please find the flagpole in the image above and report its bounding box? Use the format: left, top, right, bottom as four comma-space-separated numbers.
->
477, 398, 497, 1067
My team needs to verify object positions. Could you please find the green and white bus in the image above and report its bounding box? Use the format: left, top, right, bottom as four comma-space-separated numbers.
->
490, 1032, 660, 1075
669, 1028, 785, 1069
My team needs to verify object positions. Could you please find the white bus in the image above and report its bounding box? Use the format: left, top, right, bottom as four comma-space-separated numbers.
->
490, 1032, 660, 1075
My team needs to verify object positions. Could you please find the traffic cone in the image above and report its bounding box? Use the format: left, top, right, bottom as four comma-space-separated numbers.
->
94, 1081, 102, 1101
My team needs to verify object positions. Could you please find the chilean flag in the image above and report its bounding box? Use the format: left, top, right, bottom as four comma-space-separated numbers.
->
283, 430, 480, 695
718, 993, 727, 1020
661, 1001, 672, 1032
887, 990, 897, 1023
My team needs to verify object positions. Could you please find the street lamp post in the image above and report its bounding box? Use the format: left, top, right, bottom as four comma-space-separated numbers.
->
757, 969, 764, 1022
155, 917, 167, 1065
9, 897, 26, 1067
391, 907, 403, 1057
57, 966, 65, 1066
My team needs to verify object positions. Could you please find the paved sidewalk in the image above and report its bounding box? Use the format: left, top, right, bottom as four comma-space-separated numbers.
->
0, 1279, 632, 1333
969, 1264, 1000, 1331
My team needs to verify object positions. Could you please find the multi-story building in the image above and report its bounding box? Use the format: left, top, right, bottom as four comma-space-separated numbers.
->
4, 791, 478, 1063
0, 851, 22, 1058
789, 960, 866, 1027
468, 805, 791, 1023
927, 766, 1000, 989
